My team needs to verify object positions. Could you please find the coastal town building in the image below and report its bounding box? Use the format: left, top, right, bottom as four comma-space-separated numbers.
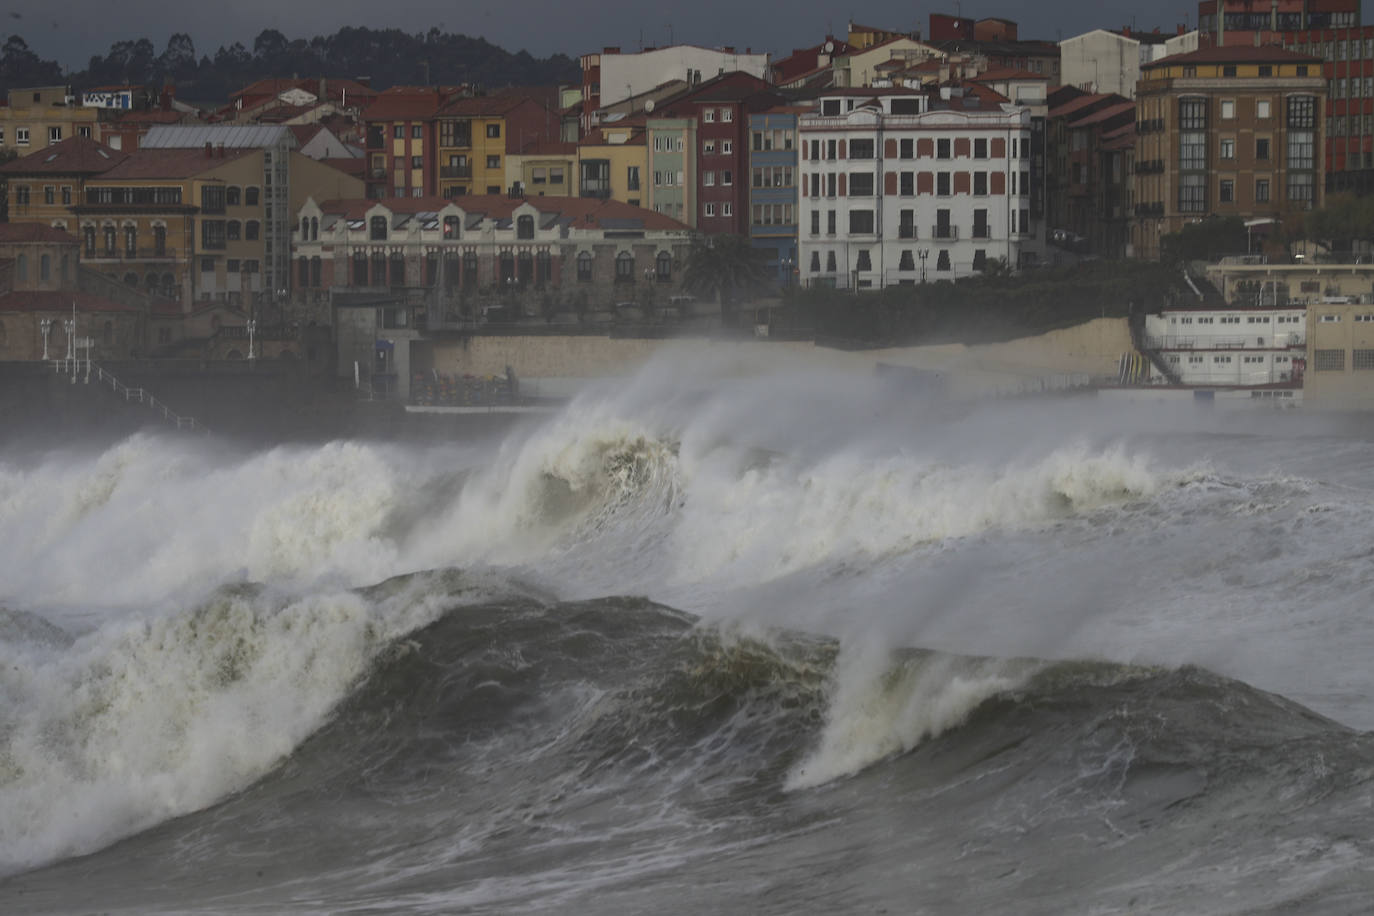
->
0, 224, 152, 361
1304, 295, 1374, 407
362, 87, 466, 199
1059, 27, 1199, 97
798, 87, 1041, 288
1046, 88, 1137, 258
748, 107, 801, 287
644, 116, 698, 226
576, 121, 649, 207
0, 87, 102, 153
1140, 301, 1307, 393
1132, 45, 1327, 259
579, 45, 770, 132
290, 194, 693, 396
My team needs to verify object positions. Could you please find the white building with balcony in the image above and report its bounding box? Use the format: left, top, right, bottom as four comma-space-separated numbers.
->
798, 88, 1038, 288
1143, 304, 1307, 389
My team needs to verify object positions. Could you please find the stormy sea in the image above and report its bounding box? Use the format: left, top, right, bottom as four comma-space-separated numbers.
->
3, 349, 1374, 914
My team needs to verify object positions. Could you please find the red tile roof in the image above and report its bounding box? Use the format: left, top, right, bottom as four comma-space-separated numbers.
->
0, 136, 126, 176
970, 67, 1049, 82
1067, 100, 1136, 128
96, 146, 256, 180
363, 87, 465, 122
1049, 92, 1117, 119
318, 157, 366, 177
1144, 45, 1323, 68
0, 289, 139, 313
0, 224, 79, 244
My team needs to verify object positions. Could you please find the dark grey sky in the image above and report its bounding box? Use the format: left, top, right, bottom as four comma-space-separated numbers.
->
3, 0, 1343, 71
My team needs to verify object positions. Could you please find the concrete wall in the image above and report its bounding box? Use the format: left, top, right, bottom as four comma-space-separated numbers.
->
424, 318, 1133, 397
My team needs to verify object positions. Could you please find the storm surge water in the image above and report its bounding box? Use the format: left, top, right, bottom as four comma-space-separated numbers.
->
4, 350, 1374, 914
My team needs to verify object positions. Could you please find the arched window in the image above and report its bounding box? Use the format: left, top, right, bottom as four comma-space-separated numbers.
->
370, 216, 387, 241
536, 250, 551, 287
104, 225, 116, 256
83, 226, 95, 256
310, 217, 318, 240
227, 220, 241, 241
656, 250, 672, 282
40, 254, 50, 282
153, 225, 166, 256
300, 217, 309, 238
516, 214, 535, 239
577, 250, 593, 282
499, 250, 515, 284
443, 252, 461, 290
124, 225, 137, 256
615, 251, 634, 283
226, 186, 241, 206
443, 215, 460, 239
245, 221, 259, 241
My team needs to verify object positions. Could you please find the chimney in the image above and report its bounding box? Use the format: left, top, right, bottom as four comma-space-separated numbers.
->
1178, 23, 1186, 35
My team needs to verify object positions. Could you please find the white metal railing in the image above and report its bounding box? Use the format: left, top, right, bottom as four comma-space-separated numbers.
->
51, 360, 206, 432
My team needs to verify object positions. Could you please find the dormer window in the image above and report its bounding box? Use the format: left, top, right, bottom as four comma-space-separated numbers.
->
370, 215, 388, 241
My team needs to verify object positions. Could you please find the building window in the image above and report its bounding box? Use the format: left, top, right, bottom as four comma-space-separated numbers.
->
1221, 99, 1235, 118
973, 138, 987, 159
226, 186, 241, 206
1220, 179, 1234, 202
856, 249, 872, 271
723, 170, 732, 186
1220, 138, 1235, 159
1353, 349, 1374, 370
411, 156, 423, 168
704, 171, 715, 186
973, 172, 987, 195
227, 220, 241, 240
370, 216, 387, 240
83, 225, 95, 255
614, 250, 634, 283
900, 171, 914, 195
1314, 349, 1345, 371
937, 172, 950, 196
849, 172, 874, 196
811, 210, 821, 235
704, 203, 716, 217
723, 202, 732, 217
1179, 174, 1206, 212
627, 166, 640, 191
1257, 99, 1272, 119
577, 250, 593, 281
936, 249, 950, 271
1287, 130, 1315, 169
656, 250, 672, 281
48, 126, 61, 143
1256, 178, 1270, 202
444, 215, 460, 239
486, 155, 500, 169
201, 186, 226, 213
849, 138, 874, 159
849, 210, 874, 233
245, 187, 259, 205
517, 214, 534, 239
703, 109, 715, 123
42, 185, 53, 204
1256, 137, 1270, 160
16, 127, 28, 145
1288, 173, 1314, 206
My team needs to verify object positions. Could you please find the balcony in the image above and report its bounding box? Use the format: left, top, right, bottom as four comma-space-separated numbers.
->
84, 247, 180, 261
931, 225, 958, 240
440, 164, 473, 179
898, 225, 917, 239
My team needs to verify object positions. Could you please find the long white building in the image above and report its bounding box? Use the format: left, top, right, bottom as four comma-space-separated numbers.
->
798, 87, 1040, 288
1143, 303, 1307, 387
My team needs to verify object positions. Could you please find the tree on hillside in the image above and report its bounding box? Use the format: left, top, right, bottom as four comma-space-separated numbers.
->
681, 234, 771, 326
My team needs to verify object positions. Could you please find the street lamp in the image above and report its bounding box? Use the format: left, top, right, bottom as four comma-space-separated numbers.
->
39, 317, 51, 360
918, 249, 929, 284
780, 256, 794, 289
247, 318, 257, 364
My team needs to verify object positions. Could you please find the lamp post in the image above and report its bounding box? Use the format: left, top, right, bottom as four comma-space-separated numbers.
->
918, 249, 929, 284
247, 318, 257, 364
39, 317, 51, 360
780, 256, 794, 289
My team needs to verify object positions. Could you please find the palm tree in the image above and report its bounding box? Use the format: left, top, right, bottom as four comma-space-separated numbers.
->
681, 233, 770, 327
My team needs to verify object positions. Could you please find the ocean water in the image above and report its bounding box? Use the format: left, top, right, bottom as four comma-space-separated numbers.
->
3, 349, 1374, 914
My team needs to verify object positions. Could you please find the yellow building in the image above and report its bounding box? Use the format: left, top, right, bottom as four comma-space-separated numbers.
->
506, 141, 578, 196
437, 95, 560, 198
0, 136, 125, 232
0, 87, 101, 153
577, 123, 649, 208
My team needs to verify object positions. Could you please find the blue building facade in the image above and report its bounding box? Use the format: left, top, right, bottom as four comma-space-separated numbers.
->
747, 109, 801, 289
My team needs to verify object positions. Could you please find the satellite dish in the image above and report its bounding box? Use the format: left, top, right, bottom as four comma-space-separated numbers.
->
645, 99, 655, 112
824, 41, 835, 53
